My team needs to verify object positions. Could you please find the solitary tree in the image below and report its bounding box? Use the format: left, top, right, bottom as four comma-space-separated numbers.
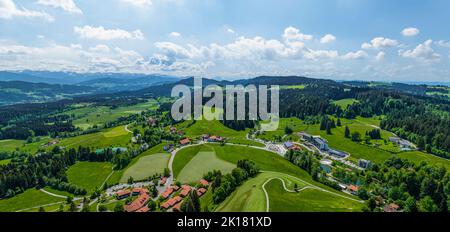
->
337, 118, 342, 127
345, 126, 350, 138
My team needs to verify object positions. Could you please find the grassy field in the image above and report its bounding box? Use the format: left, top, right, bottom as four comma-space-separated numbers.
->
215, 171, 362, 212
0, 137, 53, 154
120, 152, 170, 182
266, 179, 363, 212
62, 100, 158, 130
107, 143, 169, 185
398, 151, 450, 169
0, 159, 11, 165
172, 145, 204, 178
332, 98, 359, 109
66, 162, 113, 193
0, 139, 24, 152
57, 126, 131, 149
0, 189, 64, 212
177, 149, 235, 184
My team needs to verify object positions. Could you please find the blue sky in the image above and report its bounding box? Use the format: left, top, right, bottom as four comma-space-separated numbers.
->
1, 0, 450, 82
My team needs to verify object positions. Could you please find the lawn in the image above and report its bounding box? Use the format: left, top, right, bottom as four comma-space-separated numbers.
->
66, 100, 158, 130
176, 149, 235, 184
0, 139, 24, 152
57, 126, 131, 149
120, 152, 170, 182
215, 172, 361, 212
398, 151, 450, 169
266, 179, 364, 212
107, 143, 169, 185
66, 162, 113, 194
332, 98, 359, 109
0, 189, 64, 212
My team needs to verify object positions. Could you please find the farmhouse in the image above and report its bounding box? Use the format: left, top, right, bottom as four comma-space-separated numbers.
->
383, 203, 400, 212
180, 185, 191, 197
116, 189, 131, 200
161, 196, 183, 209
284, 142, 302, 151
160, 177, 167, 185
348, 185, 359, 194
199, 179, 209, 186
208, 135, 224, 142
124, 190, 150, 212
180, 138, 191, 146
161, 186, 174, 199
197, 188, 207, 197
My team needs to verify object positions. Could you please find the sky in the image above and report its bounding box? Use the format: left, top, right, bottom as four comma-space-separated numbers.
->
1, 0, 450, 82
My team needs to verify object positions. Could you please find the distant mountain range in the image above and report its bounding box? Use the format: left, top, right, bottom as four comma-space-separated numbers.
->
0, 71, 181, 105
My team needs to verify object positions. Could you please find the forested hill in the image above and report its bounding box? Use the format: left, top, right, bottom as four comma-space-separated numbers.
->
0, 81, 98, 106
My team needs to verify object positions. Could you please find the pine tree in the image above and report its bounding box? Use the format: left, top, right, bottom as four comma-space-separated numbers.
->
345, 126, 350, 138
326, 121, 332, 135
337, 118, 342, 127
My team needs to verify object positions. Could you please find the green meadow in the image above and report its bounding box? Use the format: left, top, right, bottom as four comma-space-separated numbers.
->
66, 162, 113, 193
0, 189, 64, 212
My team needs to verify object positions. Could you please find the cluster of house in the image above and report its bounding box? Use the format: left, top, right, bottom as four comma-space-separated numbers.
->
298, 132, 349, 158
283, 142, 302, 151
160, 179, 209, 212
201, 134, 225, 143
170, 127, 185, 136
116, 188, 151, 213
389, 137, 416, 151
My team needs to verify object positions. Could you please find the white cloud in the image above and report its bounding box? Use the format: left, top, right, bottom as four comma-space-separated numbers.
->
121, 0, 152, 7
375, 51, 385, 61
0, 0, 54, 21
401, 27, 419, 37
283, 26, 313, 42
361, 37, 398, 50
37, 0, 82, 14
341, 50, 368, 60
320, 34, 336, 44
399, 39, 441, 63
74, 26, 145, 40
226, 28, 235, 34
436, 40, 450, 48
170, 32, 181, 37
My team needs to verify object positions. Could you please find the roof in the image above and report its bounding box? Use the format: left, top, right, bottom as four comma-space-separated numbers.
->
124, 194, 150, 212
173, 202, 182, 212
161, 187, 174, 199
135, 206, 150, 213
180, 185, 191, 197
162, 196, 183, 209
384, 203, 400, 212
180, 138, 190, 145
160, 177, 167, 185
199, 179, 209, 186
117, 189, 131, 197
348, 185, 359, 192
197, 188, 207, 197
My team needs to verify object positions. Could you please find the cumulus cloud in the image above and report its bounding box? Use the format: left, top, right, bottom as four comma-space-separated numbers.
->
401, 27, 420, 37
121, 0, 152, 7
361, 37, 398, 50
399, 39, 441, 63
375, 51, 385, 61
226, 28, 236, 34
436, 40, 450, 48
74, 25, 145, 40
320, 34, 336, 44
283, 26, 313, 42
0, 0, 54, 21
341, 50, 368, 60
37, 0, 82, 14
170, 32, 181, 37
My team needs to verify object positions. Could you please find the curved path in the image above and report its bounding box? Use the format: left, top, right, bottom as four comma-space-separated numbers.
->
262, 177, 314, 212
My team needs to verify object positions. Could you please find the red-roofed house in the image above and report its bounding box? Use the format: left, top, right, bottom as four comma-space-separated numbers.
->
197, 188, 207, 197
161, 187, 174, 199
135, 206, 150, 213
180, 138, 191, 146
124, 193, 150, 212
160, 177, 167, 185
199, 179, 209, 186
348, 185, 359, 194
171, 185, 180, 191
180, 185, 191, 197
384, 203, 400, 212
116, 189, 131, 200
173, 202, 182, 212
161, 196, 183, 209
